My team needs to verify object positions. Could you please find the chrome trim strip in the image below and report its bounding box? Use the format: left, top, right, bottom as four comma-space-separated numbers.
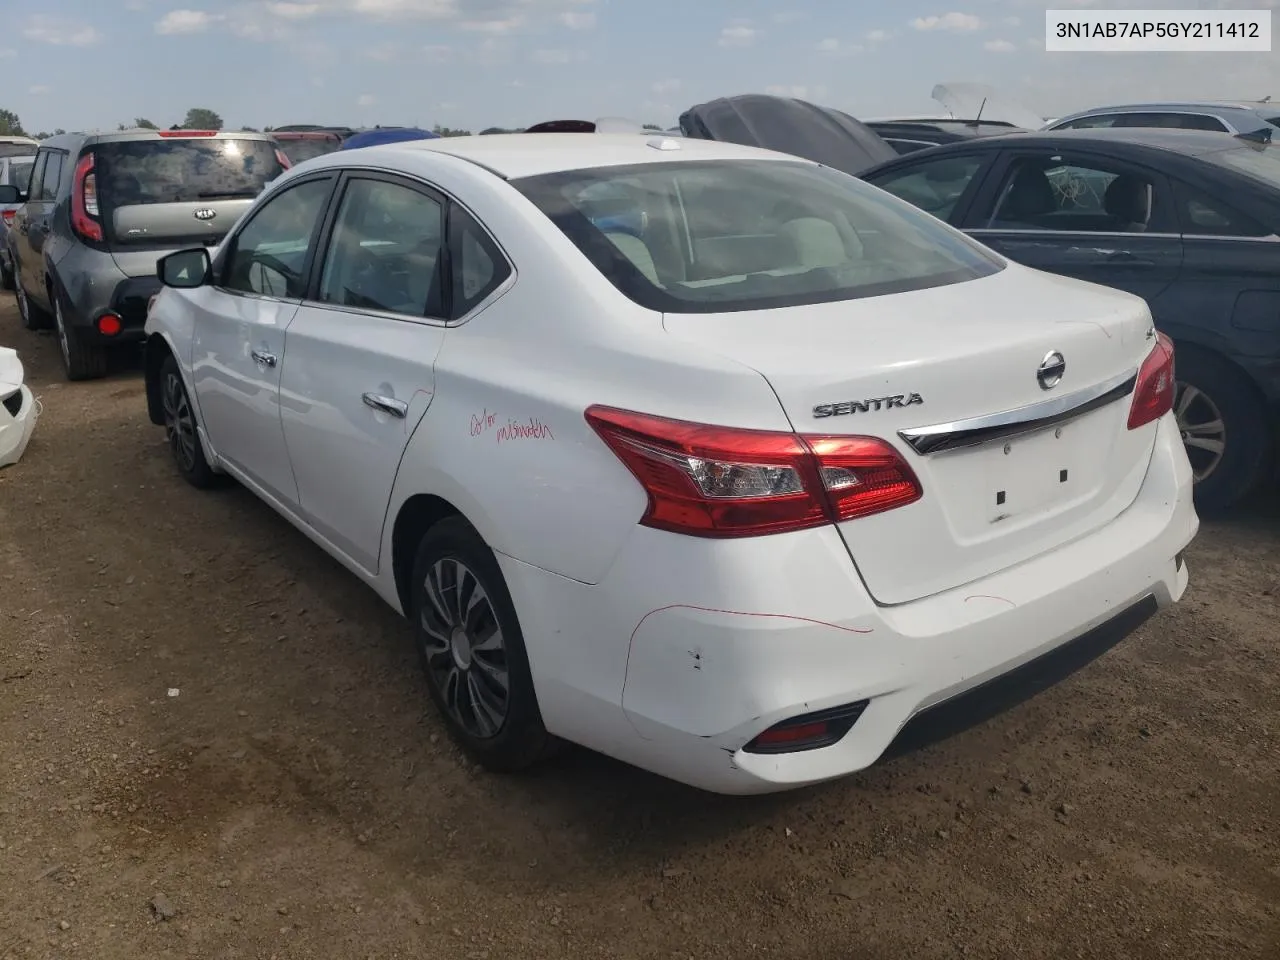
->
898, 367, 1138, 456
966, 228, 1280, 243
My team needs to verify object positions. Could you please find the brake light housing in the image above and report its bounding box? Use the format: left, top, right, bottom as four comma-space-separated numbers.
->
1127, 332, 1176, 430
1, 210, 14, 226
71, 152, 103, 243
585, 406, 922, 538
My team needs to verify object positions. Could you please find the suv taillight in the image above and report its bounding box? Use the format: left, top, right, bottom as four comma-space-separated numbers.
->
71, 152, 103, 243
585, 406, 922, 538
1127, 332, 1176, 430
274, 148, 292, 170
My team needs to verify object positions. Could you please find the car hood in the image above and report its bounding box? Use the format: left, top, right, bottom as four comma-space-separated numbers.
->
931, 82, 1046, 130
677, 95, 897, 176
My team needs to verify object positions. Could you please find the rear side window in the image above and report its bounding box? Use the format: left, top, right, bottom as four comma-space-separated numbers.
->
0, 143, 37, 159
4, 158, 34, 189
449, 206, 511, 315
514, 159, 1002, 314
1116, 112, 1229, 132
276, 136, 341, 165
37, 153, 63, 201
93, 138, 284, 208
1173, 181, 1271, 237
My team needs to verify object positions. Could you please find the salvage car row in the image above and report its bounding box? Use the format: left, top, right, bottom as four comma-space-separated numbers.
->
0, 89, 1271, 795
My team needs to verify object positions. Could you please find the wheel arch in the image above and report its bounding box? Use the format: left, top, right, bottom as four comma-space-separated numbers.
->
144, 333, 174, 426
390, 494, 468, 616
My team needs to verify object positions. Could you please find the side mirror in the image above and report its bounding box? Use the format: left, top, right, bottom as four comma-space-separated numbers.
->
158, 248, 212, 288
0, 185, 21, 205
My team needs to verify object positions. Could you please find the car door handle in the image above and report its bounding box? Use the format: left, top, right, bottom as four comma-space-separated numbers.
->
250, 349, 277, 367
362, 393, 408, 418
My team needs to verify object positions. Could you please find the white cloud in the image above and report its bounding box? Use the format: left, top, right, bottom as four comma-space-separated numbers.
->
531, 48, 575, 64
984, 38, 1015, 52
460, 15, 524, 32
267, 2, 321, 17
357, 93, 377, 107
559, 10, 595, 29
910, 12, 982, 32
29, 85, 51, 95
817, 37, 864, 56
717, 22, 758, 47
23, 15, 102, 46
651, 78, 682, 95
155, 9, 221, 34
866, 28, 890, 42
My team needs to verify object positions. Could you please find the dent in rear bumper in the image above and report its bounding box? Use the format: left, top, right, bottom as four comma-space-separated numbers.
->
617, 415, 1197, 793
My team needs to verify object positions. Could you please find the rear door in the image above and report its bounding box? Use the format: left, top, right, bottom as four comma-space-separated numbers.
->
14, 148, 65, 304
92, 134, 285, 277
280, 172, 512, 573
959, 147, 1184, 305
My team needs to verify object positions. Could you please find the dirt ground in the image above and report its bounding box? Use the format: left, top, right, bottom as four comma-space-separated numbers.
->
0, 296, 1277, 960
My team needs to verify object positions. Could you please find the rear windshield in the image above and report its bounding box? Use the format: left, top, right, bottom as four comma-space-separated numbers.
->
4, 158, 35, 189
93, 138, 284, 206
0, 142, 38, 159
1203, 144, 1280, 190
514, 160, 1002, 313
276, 137, 341, 165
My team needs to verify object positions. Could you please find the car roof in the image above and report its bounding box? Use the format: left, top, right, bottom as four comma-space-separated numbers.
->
909, 127, 1262, 158
323, 132, 810, 179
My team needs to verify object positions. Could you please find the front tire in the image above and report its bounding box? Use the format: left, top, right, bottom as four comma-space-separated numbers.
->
53, 293, 107, 381
410, 517, 555, 772
1174, 348, 1271, 514
160, 354, 219, 489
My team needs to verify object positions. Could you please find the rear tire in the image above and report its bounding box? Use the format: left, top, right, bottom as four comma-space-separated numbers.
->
1174, 348, 1270, 515
53, 291, 107, 381
409, 517, 557, 773
160, 354, 219, 489
16, 282, 50, 331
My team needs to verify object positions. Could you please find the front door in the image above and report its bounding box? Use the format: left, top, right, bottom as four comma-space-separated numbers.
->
279, 172, 452, 573
189, 174, 336, 508
960, 149, 1184, 306
14, 149, 64, 303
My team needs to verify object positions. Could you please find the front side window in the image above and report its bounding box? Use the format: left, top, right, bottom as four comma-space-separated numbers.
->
24, 152, 49, 203
318, 177, 444, 317
514, 159, 1002, 313
223, 177, 332, 298
867, 155, 985, 221
984, 155, 1167, 233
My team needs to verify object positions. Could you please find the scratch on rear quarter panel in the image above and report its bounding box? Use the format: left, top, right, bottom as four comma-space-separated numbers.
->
964, 594, 1016, 609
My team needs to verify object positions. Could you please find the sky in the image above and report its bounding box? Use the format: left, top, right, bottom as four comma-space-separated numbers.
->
3, 0, 1279, 135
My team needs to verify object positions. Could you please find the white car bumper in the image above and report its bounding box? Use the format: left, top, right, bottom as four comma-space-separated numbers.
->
500, 413, 1198, 795
0, 384, 38, 469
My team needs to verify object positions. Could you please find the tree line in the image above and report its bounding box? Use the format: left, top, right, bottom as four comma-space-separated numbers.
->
3, 106, 665, 141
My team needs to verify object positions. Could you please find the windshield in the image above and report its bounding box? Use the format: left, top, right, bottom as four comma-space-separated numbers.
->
1203, 144, 1280, 189
277, 137, 341, 165
4, 158, 34, 189
93, 138, 284, 206
514, 159, 1002, 314
0, 142, 38, 159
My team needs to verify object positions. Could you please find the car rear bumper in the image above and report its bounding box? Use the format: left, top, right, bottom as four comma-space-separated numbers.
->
500, 412, 1198, 795
0, 385, 39, 468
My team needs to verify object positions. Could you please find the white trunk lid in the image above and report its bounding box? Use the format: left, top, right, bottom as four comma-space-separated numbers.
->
663, 266, 1160, 605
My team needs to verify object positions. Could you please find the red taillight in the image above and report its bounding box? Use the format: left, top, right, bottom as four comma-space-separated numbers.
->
275, 148, 292, 169
71, 152, 103, 243
96, 313, 122, 336
743, 701, 870, 754
158, 130, 217, 137
584, 406, 922, 538
1, 210, 14, 226
1127, 332, 1176, 430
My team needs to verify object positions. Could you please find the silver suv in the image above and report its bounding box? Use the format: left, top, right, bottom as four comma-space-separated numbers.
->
0, 129, 287, 380
1045, 101, 1280, 137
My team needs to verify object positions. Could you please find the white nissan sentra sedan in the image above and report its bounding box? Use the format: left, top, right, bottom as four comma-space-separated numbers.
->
142, 133, 1198, 795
